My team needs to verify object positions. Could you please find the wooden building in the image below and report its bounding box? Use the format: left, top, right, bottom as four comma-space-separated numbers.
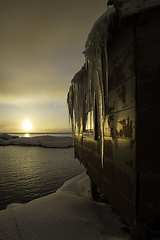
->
67, 0, 160, 237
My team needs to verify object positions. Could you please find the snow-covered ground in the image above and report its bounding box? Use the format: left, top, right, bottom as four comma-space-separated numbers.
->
0, 133, 73, 148
0, 172, 129, 240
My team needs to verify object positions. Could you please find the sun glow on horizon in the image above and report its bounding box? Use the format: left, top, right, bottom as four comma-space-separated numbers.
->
25, 133, 30, 137
23, 120, 32, 131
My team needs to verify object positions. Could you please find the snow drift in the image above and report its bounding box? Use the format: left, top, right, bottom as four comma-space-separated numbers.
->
0, 173, 129, 240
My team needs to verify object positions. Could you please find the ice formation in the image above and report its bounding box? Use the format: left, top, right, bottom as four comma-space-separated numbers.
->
67, 7, 115, 167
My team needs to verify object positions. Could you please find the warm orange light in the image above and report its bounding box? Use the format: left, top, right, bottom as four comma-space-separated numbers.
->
25, 133, 30, 137
23, 121, 32, 131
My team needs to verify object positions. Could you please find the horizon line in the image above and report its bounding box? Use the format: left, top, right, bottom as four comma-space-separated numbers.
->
0, 132, 72, 134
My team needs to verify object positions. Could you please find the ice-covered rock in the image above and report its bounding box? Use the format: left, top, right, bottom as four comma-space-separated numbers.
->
0, 133, 19, 140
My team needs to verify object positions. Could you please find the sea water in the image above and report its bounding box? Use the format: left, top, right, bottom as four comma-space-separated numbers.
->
0, 145, 85, 210
7, 133, 72, 138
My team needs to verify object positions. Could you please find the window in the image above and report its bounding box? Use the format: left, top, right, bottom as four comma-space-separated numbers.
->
85, 110, 94, 132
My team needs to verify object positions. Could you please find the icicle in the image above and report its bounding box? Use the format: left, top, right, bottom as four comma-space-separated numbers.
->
67, 84, 75, 142
90, 49, 105, 168
67, 7, 115, 168
107, 2, 110, 22
97, 48, 105, 168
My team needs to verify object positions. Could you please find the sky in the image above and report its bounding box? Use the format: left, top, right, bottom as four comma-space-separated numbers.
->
0, 0, 107, 133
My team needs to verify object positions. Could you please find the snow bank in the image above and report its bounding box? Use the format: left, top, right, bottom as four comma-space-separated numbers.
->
0, 172, 129, 240
0, 134, 73, 148
57, 172, 92, 199
0, 133, 19, 140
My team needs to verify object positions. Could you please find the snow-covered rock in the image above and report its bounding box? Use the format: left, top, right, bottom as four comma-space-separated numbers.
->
0, 134, 73, 148
0, 133, 19, 140
0, 173, 129, 240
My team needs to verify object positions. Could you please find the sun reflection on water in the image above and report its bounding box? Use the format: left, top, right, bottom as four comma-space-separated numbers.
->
25, 133, 30, 137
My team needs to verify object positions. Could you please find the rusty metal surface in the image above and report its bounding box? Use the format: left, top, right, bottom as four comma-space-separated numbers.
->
87, 164, 102, 192
108, 76, 136, 113
83, 137, 97, 152
136, 39, 160, 72
108, 23, 134, 70
135, 8, 160, 220
139, 173, 160, 202
70, 5, 160, 228
103, 139, 137, 203
108, 44, 135, 91
75, 143, 83, 162
138, 201, 160, 218
114, 165, 136, 203
102, 176, 136, 226
112, 0, 160, 18
137, 71, 160, 104
115, 115, 134, 138
100, 16, 137, 226
111, 187, 136, 226
138, 173, 160, 218
136, 7, 160, 40
104, 108, 135, 139
137, 104, 160, 137
103, 137, 136, 171
75, 134, 83, 145
137, 137, 160, 218
137, 137, 160, 173
102, 159, 115, 184
115, 138, 136, 171
104, 138, 114, 160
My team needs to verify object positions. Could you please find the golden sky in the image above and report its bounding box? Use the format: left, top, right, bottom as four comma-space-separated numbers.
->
0, 0, 106, 133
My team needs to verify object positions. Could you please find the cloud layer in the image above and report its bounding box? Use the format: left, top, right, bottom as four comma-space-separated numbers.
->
0, 0, 106, 132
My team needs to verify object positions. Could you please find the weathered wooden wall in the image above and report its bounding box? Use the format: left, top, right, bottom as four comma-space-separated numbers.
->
103, 17, 136, 226
74, 6, 160, 227
135, 7, 160, 219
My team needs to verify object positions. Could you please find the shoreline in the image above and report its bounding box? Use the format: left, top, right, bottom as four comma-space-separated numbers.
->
0, 133, 74, 148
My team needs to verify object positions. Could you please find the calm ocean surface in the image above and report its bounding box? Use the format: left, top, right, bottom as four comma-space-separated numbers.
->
0, 133, 85, 210
7, 132, 73, 138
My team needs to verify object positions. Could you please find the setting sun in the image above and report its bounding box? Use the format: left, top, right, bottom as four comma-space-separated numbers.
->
23, 121, 32, 131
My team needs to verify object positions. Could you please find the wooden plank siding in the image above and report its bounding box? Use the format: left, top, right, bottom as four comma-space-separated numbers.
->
73, 6, 160, 226
135, 7, 160, 219
103, 18, 137, 226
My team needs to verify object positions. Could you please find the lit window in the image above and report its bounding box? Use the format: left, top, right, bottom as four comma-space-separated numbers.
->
86, 110, 94, 132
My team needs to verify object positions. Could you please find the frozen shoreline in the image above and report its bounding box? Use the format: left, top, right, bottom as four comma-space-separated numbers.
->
0, 172, 129, 240
0, 133, 73, 148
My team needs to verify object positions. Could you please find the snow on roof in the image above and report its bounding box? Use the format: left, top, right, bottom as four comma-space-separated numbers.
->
108, 0, 160, 18
84, 6, 115, 57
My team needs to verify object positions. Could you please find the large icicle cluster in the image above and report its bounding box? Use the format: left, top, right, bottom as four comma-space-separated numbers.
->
67, 7, 115, 167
